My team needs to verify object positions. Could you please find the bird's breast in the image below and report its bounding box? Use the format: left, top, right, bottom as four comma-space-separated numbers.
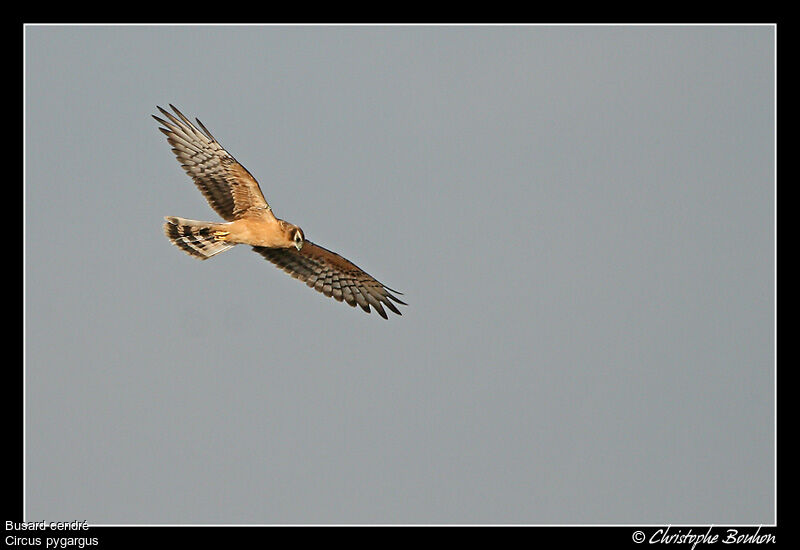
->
226, 216, 291, 248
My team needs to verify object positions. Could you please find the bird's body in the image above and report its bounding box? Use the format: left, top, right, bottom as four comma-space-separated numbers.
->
154, 104, 405, 319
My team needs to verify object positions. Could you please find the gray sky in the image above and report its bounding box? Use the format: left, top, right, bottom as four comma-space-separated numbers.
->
24, 25, 775, 525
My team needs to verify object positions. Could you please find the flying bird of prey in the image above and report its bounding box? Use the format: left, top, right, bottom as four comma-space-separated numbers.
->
153, 104, 405, 319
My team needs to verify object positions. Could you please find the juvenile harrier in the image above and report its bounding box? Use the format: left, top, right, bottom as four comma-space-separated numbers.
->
154, 104, 405, 319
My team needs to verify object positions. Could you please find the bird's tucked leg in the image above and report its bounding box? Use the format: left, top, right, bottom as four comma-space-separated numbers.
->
213, 231, 230, 241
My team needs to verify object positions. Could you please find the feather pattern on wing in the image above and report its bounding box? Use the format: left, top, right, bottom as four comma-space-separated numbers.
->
152, 104, 271, 221
252, 242, 406, 319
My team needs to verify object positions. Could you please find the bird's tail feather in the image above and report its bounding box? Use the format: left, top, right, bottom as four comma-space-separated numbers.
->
164, 216, 233, 260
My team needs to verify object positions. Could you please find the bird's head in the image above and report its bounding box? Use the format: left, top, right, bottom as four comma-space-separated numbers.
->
278, 220, 305, 251
291, 226, 305, 251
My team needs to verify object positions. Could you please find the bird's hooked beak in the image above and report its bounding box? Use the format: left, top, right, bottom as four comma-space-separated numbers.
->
294, 240, 303, 251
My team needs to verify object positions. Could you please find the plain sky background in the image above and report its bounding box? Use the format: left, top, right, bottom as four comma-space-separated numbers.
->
24, 25, 774, 525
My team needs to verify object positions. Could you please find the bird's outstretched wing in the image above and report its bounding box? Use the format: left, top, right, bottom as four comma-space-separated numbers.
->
252, 242, 406, 319
153, 104, 272, 221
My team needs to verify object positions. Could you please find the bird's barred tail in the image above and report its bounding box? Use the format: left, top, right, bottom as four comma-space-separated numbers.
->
163, 217, 233, 260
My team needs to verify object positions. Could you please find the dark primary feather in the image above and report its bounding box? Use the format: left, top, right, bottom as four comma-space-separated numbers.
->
252, 242, 406, 319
